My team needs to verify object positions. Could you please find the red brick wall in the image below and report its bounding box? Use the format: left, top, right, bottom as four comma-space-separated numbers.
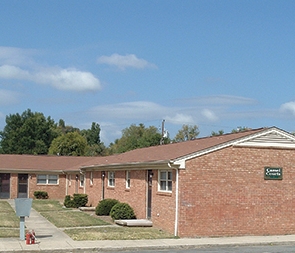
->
28, 174, 66, 201
101, 169, 177, 235
178, 146, 295, 237
85, 171, 102, 207
10, 173, 18, 199
151, 170, 176, 235
103, 170, 147, 219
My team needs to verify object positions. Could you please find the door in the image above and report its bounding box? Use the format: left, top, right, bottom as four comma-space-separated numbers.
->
18, 174, 28, 198
0, 173, 10, 199
147, 170, 153, 219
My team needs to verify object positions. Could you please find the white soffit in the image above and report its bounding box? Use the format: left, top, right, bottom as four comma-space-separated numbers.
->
234, 129, 295, 148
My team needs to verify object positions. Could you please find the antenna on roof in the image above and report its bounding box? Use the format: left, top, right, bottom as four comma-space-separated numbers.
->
160, 119, 165, 145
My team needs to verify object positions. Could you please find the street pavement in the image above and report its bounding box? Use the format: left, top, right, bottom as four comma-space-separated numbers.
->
2, 199, 295, 252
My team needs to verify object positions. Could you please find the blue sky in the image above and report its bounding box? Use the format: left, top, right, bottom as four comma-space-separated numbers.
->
0, 0, 295, 145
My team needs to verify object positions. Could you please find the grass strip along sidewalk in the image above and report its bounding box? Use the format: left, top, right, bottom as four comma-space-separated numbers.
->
0, 201, 20, 237
32, 200, 176, 240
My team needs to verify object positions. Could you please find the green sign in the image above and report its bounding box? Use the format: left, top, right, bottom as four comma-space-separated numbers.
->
264, 167, 282, 180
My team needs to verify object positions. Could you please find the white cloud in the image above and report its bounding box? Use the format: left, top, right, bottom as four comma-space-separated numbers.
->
184, 95, 257, 106
91, 101, 166, 119
97, 53, 157, 70
280, 101, 295, 116
0, 89, 19, 105
0, 65, 101, 92
0, 46, 37, 66
165, 113, 194, 125
0, 65, 31, 80
202, 109, 218, 121
34, 68, 101, 91
0, 46, 101, 92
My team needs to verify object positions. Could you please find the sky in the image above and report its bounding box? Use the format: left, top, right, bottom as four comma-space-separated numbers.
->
0, 0, 295, 145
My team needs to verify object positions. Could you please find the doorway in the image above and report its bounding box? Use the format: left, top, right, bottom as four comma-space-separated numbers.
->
0, 173, 10, 199
18, 174, 28, 198
147, 170, 153, 219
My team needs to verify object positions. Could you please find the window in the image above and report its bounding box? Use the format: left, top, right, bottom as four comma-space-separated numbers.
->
159, 170, 172, 192
37, 174, 58, 185
108, 171, 115, 187
80, 174, 84, 187
126, 171, 130, 189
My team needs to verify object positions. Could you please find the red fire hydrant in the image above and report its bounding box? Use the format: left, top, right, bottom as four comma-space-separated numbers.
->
25, 231, 31, 245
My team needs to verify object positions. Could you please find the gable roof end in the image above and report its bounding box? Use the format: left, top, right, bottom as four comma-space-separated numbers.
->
172, 127, 295, 169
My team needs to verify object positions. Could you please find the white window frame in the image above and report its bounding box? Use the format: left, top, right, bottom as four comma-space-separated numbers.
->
158, 170, 172, 192
126, 171, 130, 189
37, 174, 59, 185
108, 171, 115, 187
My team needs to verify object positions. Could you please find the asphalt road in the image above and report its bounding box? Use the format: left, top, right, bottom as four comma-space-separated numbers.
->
101, 244, 295, 253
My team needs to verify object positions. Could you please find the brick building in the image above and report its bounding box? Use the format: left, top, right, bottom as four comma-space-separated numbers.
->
1, 127, 295, 237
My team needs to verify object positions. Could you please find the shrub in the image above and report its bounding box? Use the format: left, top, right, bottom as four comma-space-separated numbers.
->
64, 194, 88, 208
95, 198, 119, 216
64, 195, 76, 208
110, 202, 136, 220
34, 191, 48, 199
73, 194, 88, 207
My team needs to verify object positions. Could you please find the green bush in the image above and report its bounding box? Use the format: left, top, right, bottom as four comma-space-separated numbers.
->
95, 198, 119, 216
34, 191, 48, 199
64, 194, 88, 208
64, 195, 75, 208
73, 193, 88, 207
110, 202, 136, 220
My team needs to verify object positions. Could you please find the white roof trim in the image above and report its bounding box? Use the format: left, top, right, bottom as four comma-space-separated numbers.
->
172, 127, 295, 169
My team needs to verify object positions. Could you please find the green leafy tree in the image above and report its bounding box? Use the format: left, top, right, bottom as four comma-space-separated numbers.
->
173, 124, 199, 142
109, 123, 167, 154
211, 130, 224, 136
48, 132, 88, 156
0, 109, 58, 154
81, 122, 106, 156
231, 126, 251, 133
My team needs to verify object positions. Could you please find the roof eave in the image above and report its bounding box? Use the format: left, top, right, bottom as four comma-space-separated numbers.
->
81, 160, 172, 171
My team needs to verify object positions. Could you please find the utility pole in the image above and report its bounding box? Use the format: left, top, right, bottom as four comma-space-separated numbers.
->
160, 119, 165, 145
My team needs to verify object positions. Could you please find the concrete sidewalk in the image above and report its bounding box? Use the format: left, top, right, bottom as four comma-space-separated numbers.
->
2, 199, 295, 252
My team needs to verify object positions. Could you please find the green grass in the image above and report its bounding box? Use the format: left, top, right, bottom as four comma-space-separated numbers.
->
64, 226, 177, 241
0, 199, 176, 240
0, 201, 19, 228
32, 199, 65, 212
40, 210, 109, 227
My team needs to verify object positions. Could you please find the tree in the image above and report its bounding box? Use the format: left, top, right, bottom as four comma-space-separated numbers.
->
231, 126, 251, 133
0, 109, 58, 154
48, 132, 88, 156
109, 123, 167, 154
211, 130, 224, 136
173, 124, 199, 142
81, 122, 106, 156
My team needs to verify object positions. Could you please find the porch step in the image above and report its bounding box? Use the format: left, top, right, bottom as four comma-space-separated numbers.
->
115, 219, 153, 227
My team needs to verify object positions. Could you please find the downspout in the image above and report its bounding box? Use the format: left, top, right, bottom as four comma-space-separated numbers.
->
169, 162, 179, 237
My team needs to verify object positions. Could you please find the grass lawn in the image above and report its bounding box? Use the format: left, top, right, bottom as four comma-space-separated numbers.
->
0, 201, 19, 228
0, 201, 20, 237
33, 199, 109, 227
64, 226, 177, 241
0, 199, 176, 240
